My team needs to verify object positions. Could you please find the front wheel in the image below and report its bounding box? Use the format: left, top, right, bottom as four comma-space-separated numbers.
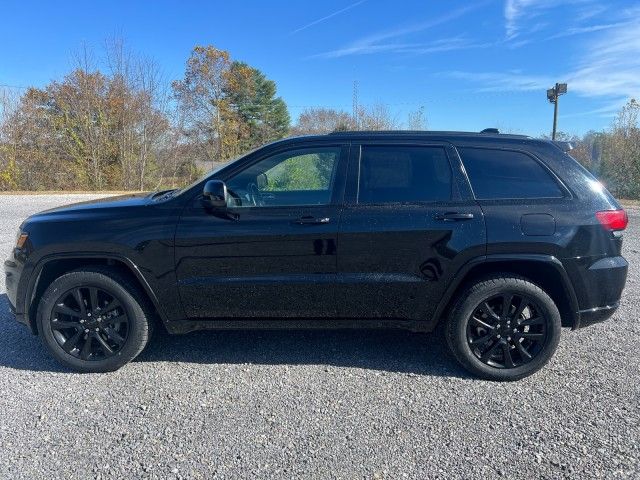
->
37, 267, 152, 373
445, 275, 561, 381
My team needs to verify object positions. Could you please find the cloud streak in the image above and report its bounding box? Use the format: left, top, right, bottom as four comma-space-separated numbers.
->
290, 0, 366, 35
312, 3, 488, 58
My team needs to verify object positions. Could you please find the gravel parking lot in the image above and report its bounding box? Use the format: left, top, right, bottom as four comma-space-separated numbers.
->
0, 194, 638, 479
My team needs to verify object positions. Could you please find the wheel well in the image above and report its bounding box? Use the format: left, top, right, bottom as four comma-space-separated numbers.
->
28, 257, 158, 334
441, 260, 577, 328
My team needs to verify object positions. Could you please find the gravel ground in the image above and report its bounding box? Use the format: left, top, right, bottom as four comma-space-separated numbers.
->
0, 194, 638, 479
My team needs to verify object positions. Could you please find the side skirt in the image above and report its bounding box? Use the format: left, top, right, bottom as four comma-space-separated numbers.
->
164, 318, 434, 335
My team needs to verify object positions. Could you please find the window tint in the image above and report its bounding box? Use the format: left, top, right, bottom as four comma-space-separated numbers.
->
358, 146, 452, 204
459, 148, 563, 200
226, 147, 340, 207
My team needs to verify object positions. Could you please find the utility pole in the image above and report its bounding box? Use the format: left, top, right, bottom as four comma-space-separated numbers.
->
546, 83, 567, 140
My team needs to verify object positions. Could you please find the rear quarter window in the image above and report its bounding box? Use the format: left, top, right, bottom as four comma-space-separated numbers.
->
459, 147, 564, 200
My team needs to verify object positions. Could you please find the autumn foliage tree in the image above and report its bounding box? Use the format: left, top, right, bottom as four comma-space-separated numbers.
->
172, 46, 289, 168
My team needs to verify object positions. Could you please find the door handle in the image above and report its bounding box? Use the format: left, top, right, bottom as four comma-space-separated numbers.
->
294, 216, 331, 225
435, 212, 475, 221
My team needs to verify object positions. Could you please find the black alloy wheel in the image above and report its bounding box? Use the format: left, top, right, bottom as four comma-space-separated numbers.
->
49, 286, 130, 361
37, 267, 152, 372
445, 275, 561, 381
466, 293, 547, 369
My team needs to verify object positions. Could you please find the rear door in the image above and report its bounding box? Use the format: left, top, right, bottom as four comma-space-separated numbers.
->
336, 142, 486, 325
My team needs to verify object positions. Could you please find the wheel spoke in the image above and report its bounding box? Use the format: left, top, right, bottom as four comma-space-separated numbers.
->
73, 288, 87, 316
51, 319, 81, 330
480, 341, 501, 361
470, 316, 495, 330
102, 298, 122, 316
89, 287, 99, 313
520, 316, 544, 327
512, 296, 527, 321
519, 332, 544, 340
502, 343, 515, 368
480, 302, 500, 321
105, 314, 127, 326
469, 332, 494, 347
54, 304, 80, 318
62, 330, 83, 353
103, 327, 125, 346
502, 294, 513, 318
514, 340, 532, 360
80, 334, 93, 360
95, 333, 114, 355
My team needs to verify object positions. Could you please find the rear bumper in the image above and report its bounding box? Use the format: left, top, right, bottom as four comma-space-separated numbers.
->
576, 302, 620, 329
569, 255, 627, 329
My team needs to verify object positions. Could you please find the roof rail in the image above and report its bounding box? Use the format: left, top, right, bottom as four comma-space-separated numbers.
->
480, 128, 500, 134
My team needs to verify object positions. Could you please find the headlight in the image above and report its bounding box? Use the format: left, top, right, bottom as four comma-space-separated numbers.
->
15, 232, 28, 249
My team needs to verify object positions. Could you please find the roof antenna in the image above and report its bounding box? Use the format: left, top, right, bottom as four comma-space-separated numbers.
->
480, 128, 500, 134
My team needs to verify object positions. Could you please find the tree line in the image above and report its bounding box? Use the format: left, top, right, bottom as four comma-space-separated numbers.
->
555, 99, 640, 200
0, 40, 638, 198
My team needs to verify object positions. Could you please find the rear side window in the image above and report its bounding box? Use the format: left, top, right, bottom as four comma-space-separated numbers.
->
459, 148, 563, 200
358, 146, 452, 204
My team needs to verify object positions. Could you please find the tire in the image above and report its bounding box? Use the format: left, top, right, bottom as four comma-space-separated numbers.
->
36, 267, 152, 373
445, 275, 561, 381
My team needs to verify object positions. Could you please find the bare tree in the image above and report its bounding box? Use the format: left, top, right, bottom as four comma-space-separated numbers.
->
291, 107, 354, 135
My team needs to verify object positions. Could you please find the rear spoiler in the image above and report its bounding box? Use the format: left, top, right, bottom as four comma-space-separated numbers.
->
553, 141, 574, 152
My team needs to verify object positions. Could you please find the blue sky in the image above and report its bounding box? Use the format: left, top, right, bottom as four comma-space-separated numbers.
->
1, 0, 638, 136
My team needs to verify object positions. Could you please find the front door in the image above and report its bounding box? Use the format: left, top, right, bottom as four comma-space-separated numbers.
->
175, 144, 348, 319
336, 143, 486, 324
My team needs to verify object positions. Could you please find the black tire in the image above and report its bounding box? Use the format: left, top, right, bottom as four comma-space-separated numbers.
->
445, 275, 561, 381
36, 267, 152, 373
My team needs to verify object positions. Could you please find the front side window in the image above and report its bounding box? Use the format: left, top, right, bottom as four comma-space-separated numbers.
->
459, 148, 564, 200
358, 146, 452, 204
226, 147, 340, 207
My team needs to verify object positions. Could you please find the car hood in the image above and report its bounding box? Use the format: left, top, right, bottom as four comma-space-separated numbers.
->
29, 193, 153, 218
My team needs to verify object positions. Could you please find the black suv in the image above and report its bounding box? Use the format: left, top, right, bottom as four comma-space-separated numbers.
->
4, 130, 628, 380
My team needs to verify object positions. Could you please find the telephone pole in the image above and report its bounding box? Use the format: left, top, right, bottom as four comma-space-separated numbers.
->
547, 83, 567, 140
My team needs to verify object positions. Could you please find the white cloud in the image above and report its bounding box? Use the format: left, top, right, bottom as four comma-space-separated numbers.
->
444, 71, 554, 92
504, 0, 555, 40
547, 22, 627, 40
504, 0, 613, 42
290, 0, 367, 35
313, 3, 487, 58
567, 18, 640, 99
448, 4, 640, 107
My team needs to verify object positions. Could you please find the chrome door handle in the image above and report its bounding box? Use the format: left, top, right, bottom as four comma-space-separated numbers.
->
295, 216, 331, 225
435, 212, 474, 221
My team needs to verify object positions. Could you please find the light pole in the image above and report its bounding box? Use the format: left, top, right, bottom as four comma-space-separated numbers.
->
547, 83, 567, 140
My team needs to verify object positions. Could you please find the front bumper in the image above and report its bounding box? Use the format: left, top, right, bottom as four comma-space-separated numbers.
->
4, 257, 29, 328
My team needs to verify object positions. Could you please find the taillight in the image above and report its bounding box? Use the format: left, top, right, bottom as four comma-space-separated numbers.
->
596, 209, 628, 231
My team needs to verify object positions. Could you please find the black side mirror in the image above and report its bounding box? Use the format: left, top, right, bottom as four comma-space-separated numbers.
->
203, 180, 228, 208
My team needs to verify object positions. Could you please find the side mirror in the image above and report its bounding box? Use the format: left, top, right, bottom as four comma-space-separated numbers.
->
203, 180, 228, 208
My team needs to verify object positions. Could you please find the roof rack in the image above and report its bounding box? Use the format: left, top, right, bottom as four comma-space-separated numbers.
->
323, 129, 530, 139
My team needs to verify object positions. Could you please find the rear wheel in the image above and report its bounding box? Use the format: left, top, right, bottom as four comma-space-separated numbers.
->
445, 275, 561, 381
37, 267, 152, 372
